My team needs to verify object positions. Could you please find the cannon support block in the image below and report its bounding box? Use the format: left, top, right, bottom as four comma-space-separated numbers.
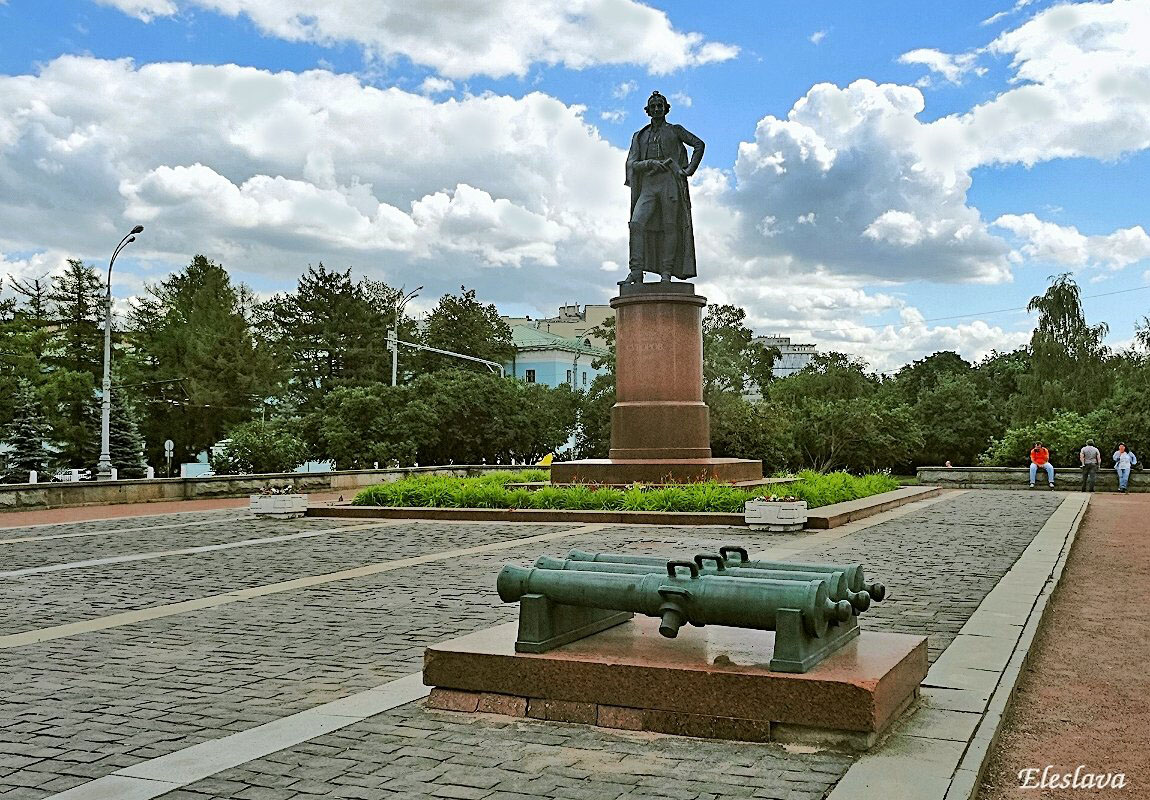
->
515, 594, 633, 653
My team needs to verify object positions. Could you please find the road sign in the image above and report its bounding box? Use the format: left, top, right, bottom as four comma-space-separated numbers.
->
163, 439, 174, 456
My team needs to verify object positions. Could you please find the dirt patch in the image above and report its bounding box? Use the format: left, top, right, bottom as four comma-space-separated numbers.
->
979, 493, 1150, 798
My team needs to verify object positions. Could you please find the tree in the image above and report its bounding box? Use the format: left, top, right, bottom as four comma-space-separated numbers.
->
789, 397, 922, 473
770, 352, 878, 405
1018, 273, 1112, 420
574, 372, 614, 459
709, 393, 796, 474
124, 256, 278, 464
46, 260, 105, 379
888, 351, 973, 406
109, 393, 149, 478
416, 287, 515, 375
210, 421, 308, 475
257, 265, 408, 410
41, 261, 106, 467
702, 304, 777, 397
2, 380, 52, 482
912, 373, 996, 466
305, 372, 579, 468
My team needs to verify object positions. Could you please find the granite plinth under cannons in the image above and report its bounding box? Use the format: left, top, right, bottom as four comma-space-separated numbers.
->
423, 616, 926, 745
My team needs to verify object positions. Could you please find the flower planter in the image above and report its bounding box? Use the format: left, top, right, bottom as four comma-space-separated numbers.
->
744, 499, 808, 532
250, 494, 308, 519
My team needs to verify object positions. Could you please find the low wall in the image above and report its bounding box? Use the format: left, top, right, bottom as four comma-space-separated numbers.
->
917, 465, 1145, 492
0, 465, 541, 512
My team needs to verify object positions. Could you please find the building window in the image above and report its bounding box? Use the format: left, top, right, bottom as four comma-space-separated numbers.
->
525, 369, 536, 383
566, 369, 573, 384
582, 371, 588, 385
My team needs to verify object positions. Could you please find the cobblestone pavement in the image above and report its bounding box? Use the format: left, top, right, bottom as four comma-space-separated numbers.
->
0, 491, 1064, 799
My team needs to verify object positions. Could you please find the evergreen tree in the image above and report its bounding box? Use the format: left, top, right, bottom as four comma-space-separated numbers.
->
416, 287, 514, 375
109, 393, 148, 478
2, 380, 52, 482
257, 265, 405, 410
37, 261, 107, 466
47, 259, 105, 379
124, 255, 278, 464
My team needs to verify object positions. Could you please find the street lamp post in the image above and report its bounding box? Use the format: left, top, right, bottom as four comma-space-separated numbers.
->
96, 225, 144, 482
389, 285, 422, 387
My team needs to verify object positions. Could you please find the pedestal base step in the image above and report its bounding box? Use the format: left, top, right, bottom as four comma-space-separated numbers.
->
549, 457, 763, 485
423, 618, 927, 748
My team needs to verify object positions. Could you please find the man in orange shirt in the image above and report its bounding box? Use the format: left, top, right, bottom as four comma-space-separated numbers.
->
1029, 441, 1054, 488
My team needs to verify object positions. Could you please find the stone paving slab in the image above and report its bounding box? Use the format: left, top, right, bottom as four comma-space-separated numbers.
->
826, 493, 1088, 800
0, 521, 569, 635
0, 514, 340, 570
0, 491, 1066, 799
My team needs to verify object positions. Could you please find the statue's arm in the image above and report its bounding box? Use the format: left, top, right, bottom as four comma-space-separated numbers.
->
677, 126, 705, 176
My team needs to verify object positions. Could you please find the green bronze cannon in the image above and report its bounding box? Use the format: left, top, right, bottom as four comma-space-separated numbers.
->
567, 546, 886, 603
534, 554, 870, 613
498, 560, 856, 672
717, 545, 886, 602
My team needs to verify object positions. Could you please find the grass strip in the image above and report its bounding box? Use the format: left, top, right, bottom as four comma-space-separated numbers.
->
352, 469, 899, 512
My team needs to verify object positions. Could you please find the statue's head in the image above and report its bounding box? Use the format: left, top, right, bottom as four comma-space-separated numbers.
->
644, 91, 669, 118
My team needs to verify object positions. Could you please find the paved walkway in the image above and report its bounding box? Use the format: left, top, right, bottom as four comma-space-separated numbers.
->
0, 492, 348, 529
0, 491, 1063, 799
978, 493, 1149, 798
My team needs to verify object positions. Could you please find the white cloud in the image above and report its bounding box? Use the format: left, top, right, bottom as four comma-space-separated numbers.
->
809, 30, 828, 45
600, 109, 626, 123
993, 214, 1150, 271
0, 56, 626, 308
0, 251, 74, 289
731, 79, 1011, 284
613, 80, 638, 99
94, 0, 738, 79
924, 1, 1150, 174
671, 91, 692, 108
898, 48, 982, 84
418, 76, 454, 95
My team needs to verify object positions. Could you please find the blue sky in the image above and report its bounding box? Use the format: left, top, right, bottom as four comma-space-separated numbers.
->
0, 0, 1147, 372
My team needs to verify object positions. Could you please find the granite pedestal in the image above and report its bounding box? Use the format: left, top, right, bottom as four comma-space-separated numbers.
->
424, 617, 927, 747
550, 282, 762, 484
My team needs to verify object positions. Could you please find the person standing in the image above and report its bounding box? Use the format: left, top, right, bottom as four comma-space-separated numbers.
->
1112, 443, 1138, 493
1029, 441, 1054, 488
1079, 439, 1101, 492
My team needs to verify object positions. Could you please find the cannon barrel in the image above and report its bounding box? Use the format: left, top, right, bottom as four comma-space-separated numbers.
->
566, 547, 886, 603
719, 547, 887, 602
497, 563, 852, 639
533, 555, 869, 613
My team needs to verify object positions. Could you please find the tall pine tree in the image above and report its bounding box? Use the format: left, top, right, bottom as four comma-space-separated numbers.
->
42, 260, 106, 467
257, 265, 407, 410
124, 255, 277, 464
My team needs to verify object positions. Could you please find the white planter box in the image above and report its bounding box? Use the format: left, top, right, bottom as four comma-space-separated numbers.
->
744, 499, 808, 532
250, 494, 308, 519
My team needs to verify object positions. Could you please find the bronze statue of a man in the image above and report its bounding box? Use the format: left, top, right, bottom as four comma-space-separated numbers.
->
623, 91, 705, 284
